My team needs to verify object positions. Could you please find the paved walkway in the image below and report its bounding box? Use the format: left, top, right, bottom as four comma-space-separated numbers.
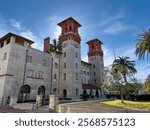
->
0, 105, 56, 113
0, 105, 27, 113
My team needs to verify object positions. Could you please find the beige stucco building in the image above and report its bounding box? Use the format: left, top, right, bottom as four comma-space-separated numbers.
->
0, 17, 104, 104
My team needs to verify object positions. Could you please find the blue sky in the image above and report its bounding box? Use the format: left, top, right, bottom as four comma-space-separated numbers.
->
0, 0, 150, 82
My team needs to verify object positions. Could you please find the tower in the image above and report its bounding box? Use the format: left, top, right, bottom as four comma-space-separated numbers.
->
57, 17, 82, 99
87, 39, 104, 88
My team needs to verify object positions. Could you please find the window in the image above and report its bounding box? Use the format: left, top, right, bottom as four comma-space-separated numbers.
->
27, 56, 32, 63
94, 79, 97, 84
76, 73, 78, 80
84, 71, 86, 75
41, 60, 46, 66
76, 88, 79, 96
55, 62, 58, 68
3, 52, 7, 60
64, 63, 66, 68
92, 46, 94, 50
0, 42, 4, 48
75, 52, 78, 58
75, 63, 78, 69
26, 69, 33, 77
87, 72, 89, 75
93, 64, 95, 68
6, 39, 10, 44
94, 72, 96, 76
69, 26, 72, 31
64, 73, 66, 80
64, 52, 66, 57
54, 74, 57, 80
38, 71, 44, 78
65, 28, 67, 32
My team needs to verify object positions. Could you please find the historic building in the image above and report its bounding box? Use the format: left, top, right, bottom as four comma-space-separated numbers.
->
0, 17, 104, 104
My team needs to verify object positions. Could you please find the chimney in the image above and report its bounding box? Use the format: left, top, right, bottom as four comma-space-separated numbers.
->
43, 37, 50, 52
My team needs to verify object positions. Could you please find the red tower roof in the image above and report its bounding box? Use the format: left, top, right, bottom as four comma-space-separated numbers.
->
86, 39, 103, 45
87, 38, 104, 57
57, 17, 81, 27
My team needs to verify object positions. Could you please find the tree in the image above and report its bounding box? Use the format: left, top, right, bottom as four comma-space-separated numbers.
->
49, 39, 62, 53
48, 39, 62, 95
135, 29, 150, 61
112, 56, 137, 103
144, 74, 150, 93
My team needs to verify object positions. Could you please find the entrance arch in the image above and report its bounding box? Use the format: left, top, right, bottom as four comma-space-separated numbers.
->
95, 90, 99, 98
38, 86, 45, 95
63, 89, 67, 99
18, 85, 30, 102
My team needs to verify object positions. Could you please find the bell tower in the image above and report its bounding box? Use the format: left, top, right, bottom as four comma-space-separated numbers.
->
57, 17, 82, 99
87, 39, 104, 88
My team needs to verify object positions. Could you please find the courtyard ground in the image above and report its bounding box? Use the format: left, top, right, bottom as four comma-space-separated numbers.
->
58, 99, 150, 113
101, 100, 150, 111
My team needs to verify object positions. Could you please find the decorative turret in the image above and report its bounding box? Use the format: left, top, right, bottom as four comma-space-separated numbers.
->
57, 17, 82, 99
57, 17, 81, 43
87, 39, 104, 89
87, 39, 103, 57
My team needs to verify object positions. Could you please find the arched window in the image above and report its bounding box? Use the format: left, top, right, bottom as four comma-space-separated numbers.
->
63, 89, 67, 99
38, 86, 45, 95
18, 85, 30, 102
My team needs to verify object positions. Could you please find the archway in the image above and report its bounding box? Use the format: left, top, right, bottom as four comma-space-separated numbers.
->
63, 89, 67, 99
95, 90, 99, 98
38, 86, 45, 105
18, 85, 30, 103
38, 86, 45, 95
83, 89, 87, 95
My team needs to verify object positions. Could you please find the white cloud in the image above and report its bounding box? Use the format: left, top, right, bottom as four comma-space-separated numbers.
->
0, 16, 42, 51
99, 10, 136, 35
103, 21, 131, 34
103, 47, 114, 66
99, 11, 125, 27
45, 16, 61, 39
10, 19, 21, 30
135, 64, 150, 82
82, 55, 88, 62
20, 30, 42, 50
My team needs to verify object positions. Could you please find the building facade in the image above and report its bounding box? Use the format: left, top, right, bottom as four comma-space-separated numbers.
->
0, 17, 104, 104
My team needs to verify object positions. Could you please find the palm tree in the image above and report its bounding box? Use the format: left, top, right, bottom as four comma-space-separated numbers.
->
135, 29, 150, 61
49, 39, 62, 53
48, 39, 62, 95
112, 56, 137, 103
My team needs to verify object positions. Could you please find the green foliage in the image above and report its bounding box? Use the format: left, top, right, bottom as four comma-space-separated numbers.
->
135, 29, 150, 61
112, 56, 137, 83
144, 74, 150, 93
49, 39, 62, 53
110, 56, 137, 102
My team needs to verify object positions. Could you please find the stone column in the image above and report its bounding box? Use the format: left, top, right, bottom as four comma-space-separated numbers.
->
36, 95, 43, 108
9, 97, 17, 107
3, 40, 7, 46
49, 95, 59, 111
10, 36, 16, 43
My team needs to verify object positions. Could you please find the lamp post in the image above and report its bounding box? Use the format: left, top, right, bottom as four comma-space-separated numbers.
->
22, 50, 28, 86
